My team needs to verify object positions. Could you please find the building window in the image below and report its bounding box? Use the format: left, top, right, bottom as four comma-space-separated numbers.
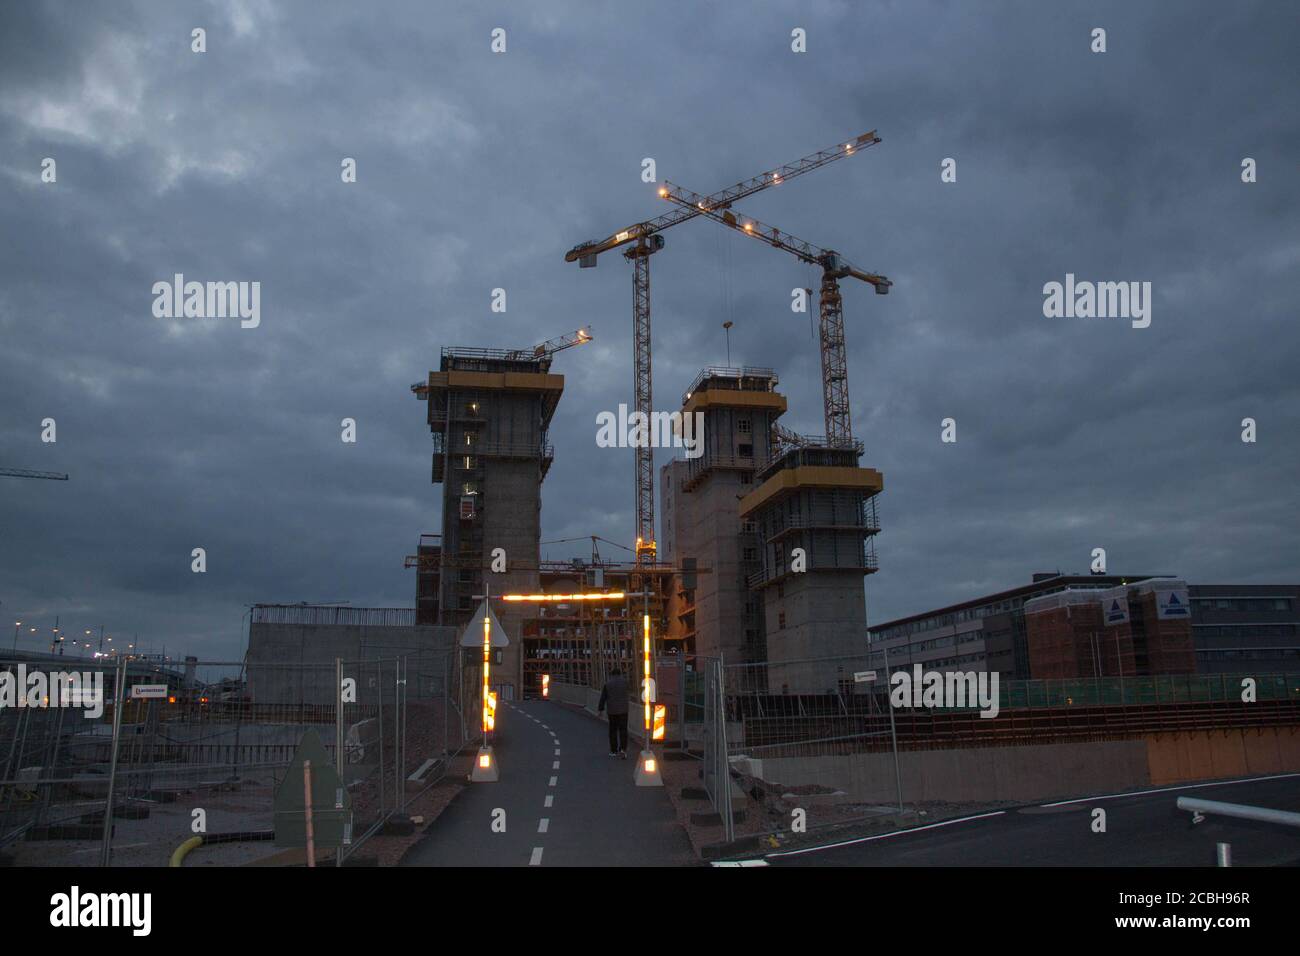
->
463, 481, 478, 495
738, 443, 753, 458
738, 418, 751, 434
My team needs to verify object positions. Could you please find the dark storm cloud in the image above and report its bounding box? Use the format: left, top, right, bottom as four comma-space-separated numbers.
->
1, 0, 1296, 657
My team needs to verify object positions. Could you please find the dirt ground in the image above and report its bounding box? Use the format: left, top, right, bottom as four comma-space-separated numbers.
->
8, 702, 472, 867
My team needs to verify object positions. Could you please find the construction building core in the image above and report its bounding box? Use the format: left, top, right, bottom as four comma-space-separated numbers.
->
413, 343, 563, 690
662, 366, 884, 692
412, 332, 674, 700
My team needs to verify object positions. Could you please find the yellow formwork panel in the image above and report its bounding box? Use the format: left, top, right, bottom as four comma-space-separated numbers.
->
739, 464, 884, 518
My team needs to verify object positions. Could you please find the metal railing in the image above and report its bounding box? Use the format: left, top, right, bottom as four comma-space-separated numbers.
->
250, 606, 419, 627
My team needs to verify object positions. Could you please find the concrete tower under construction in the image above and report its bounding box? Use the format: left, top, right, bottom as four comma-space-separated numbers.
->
414, 344, 565, 697
661, 366, 883, 686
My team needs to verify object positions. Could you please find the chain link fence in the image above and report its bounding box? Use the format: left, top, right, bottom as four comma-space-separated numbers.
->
0, 651, 467, 866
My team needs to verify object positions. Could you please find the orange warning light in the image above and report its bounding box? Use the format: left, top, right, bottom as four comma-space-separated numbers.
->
541, 674, 550, 699
644, 758, 656, 774
653, 704, 666, 741
479, 753, 492, 769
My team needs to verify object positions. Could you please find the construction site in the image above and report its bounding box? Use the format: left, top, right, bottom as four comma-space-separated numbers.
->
4, 128, 1298, 869
400, 131, 891, 702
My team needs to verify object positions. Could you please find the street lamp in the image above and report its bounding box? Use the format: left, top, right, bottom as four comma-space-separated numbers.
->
13, 621, 20, 652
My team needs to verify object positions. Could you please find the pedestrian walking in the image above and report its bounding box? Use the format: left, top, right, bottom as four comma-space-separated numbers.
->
598, 667, 629, 758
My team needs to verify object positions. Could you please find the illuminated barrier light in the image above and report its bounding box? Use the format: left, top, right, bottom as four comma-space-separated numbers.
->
643, 614, 652, 730
653, 704, 666, 742
501, 592, 625, 602
634, 612, 663, 787
541, 674, 550, 699
480, 614, 491, 733
471, 602, 499, 782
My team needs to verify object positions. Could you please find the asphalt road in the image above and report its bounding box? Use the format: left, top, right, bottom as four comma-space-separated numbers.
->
763, 774, 1300, 867
402, 698, 694, 867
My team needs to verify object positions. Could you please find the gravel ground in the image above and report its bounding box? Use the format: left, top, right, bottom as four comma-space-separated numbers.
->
8, 701, 472, 867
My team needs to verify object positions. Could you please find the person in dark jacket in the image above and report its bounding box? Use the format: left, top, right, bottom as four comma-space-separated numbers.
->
598, 668, 630, 758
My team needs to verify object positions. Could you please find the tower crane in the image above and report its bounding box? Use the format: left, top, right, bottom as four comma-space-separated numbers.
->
566, 131, 882, 561
659, 184, 890, 447
0, 468, 69, 480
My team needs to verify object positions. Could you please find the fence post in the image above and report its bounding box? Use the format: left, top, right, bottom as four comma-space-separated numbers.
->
335, 656, 343, 868
884, 646, 904, 813
99, 656, 127, 867
717, 655, 734, 844
303, 759, 316, 868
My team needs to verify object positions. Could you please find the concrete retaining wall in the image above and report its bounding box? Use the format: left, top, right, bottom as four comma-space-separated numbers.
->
732, 727, 1300, 805
1146, 727, 1300, 785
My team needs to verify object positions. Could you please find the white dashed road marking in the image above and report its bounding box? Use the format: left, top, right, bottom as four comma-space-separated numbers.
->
549, 776, 557, 787
538, 818, 549, 834
530, 847, 543, 866
544, 795, 553, 808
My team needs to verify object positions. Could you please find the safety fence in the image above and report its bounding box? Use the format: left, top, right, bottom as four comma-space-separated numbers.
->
698, 656, 1300, 843
0, 653, 468, 866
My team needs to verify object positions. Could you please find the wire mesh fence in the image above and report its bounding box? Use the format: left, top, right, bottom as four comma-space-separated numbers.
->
0, 651, 468, 866
698, 655, 1300, 843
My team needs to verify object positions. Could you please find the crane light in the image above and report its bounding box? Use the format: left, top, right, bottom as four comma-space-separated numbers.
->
657, 187, 667, 197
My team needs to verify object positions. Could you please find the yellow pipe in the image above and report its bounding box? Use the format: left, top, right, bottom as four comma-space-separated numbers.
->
169, 835, 203, 867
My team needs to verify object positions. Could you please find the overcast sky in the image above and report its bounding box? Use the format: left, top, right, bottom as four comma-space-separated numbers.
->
1, 1, 1296, 660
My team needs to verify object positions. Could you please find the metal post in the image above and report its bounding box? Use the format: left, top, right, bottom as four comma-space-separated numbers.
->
884, 647, 904, 813
335, 656, 343, 867
1216, 842, 1231, 867
1115, 631, 1124, 704
303, 759, 316, 868
716, 654, 733, 843
335, 657, 344, 778
99, 656, 126, 867
377, 660, 386, 813
395, 657, 403, 805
